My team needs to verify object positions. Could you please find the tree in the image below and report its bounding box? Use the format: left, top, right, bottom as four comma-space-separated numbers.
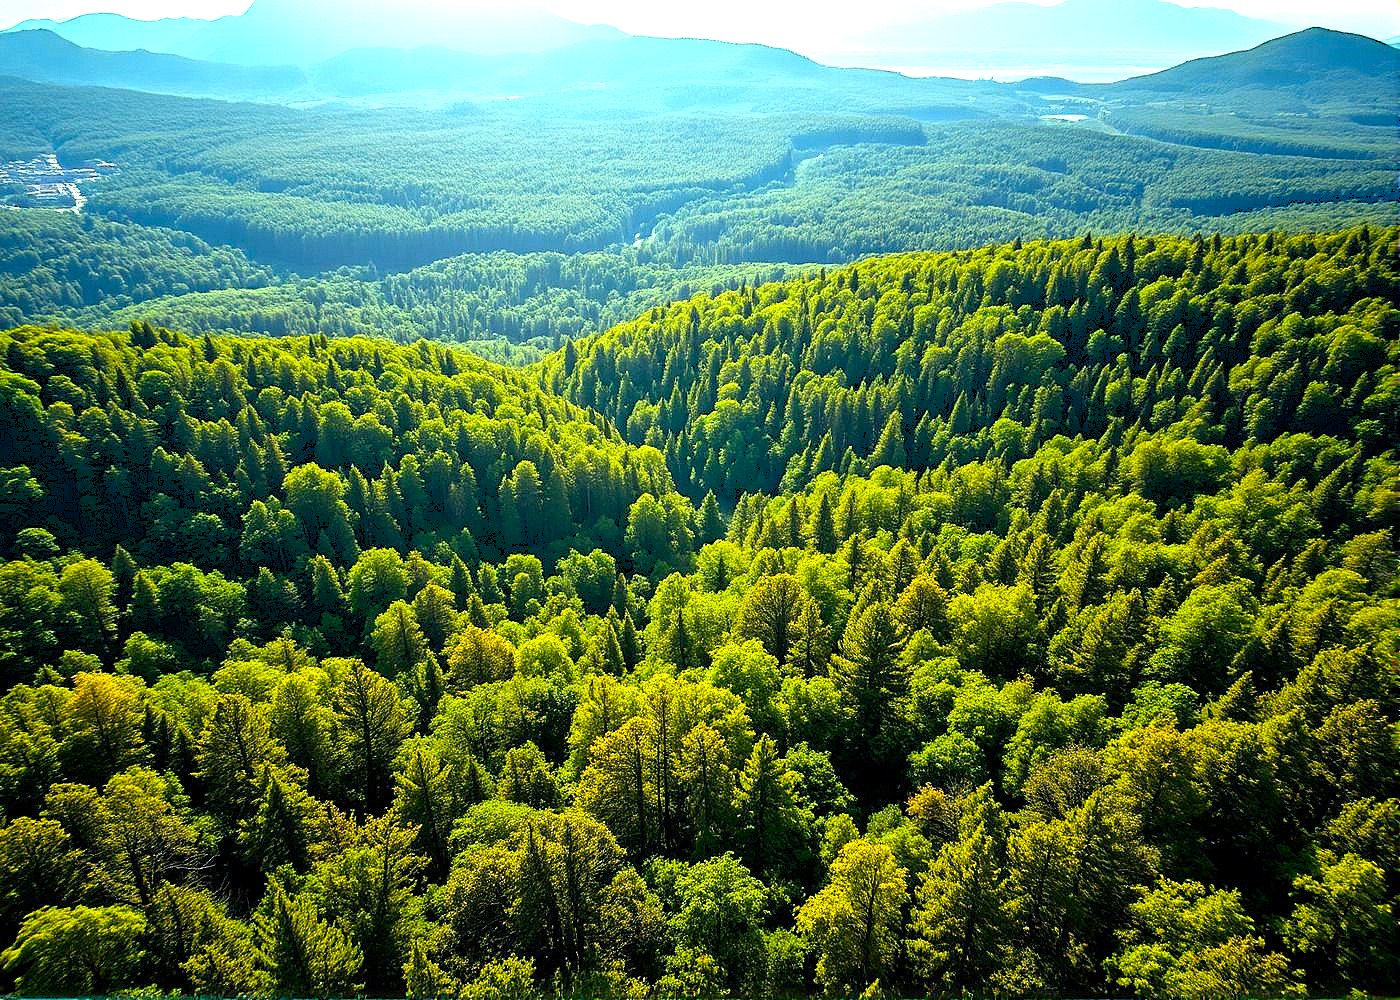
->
697, 491, 725, 544
625, 492, 686, 578
253, 883, 362, 999
371, 600, 429, 678
198, 693, 288, 827
678, 722, 737, 857
950, 583, 1043, 678
269, 673, 338, 798
511, 811, 628, 982
1285, 851, 1397, 992
283, 464, 357, 564
1108, 878, 1299, 1000
576, 716, 656, 854
146, 883, 256, 995
239, 764, 321, 875
346, 548, 409, 624
57, 558, 116, 658
318, 813, 425, 993
736, 574, 809, 667
870, 412, 907, 469
790, 600, 831, 677
797, 838, 909, 994
446, 625, 516, 689
393, 737, 457, 879
833, 600, 908, 797
1146, 584, 1251, 694
735, 734, 809, 879
65, 670, 145, 782
908, 785, 1014, 991
1008, 788, 1156, 986
460, 955, 535, 1000
0, 817, 84, 940
94, 766, 201, 907
2, 904, 146, 994
812, 492, 839, 554
894, 574, 950, 640
334, 658, 412, 813
498, 741, 560, 809
670, 853, 767, 990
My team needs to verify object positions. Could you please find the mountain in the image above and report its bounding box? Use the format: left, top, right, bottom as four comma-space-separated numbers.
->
0, 11, 210, 53
4, 0, 623, 66
837, 0, 1292, 78
0, 28, 995, 115
0, 29, 309, 100
1108, 27, 1400, 100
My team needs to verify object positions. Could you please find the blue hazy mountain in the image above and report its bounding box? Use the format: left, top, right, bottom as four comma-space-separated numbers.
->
1110, 26, 1400, 100
3, 0, 623, 65
0, 16, 1390, 121
0, 11, 210, 53
0, 28, 310, 99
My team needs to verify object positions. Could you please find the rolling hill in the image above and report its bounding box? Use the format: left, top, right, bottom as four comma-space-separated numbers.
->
0, 29, 310, 101
1110, 26, 1400, 101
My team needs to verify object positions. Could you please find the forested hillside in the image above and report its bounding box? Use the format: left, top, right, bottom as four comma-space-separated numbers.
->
0, 227, 1395, 997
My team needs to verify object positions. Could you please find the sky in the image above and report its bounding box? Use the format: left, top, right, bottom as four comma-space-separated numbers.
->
3, 0, 1399, 48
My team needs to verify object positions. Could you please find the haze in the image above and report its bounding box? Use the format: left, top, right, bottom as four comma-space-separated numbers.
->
4, 0, 1400, 58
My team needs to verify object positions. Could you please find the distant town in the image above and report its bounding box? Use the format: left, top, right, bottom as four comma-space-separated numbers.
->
0, 153, 118, 212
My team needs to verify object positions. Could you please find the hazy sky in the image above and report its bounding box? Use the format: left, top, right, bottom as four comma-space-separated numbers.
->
4, 0, 1399, 46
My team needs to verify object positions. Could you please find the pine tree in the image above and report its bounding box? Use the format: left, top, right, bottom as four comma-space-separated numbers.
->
907, 785, 1014, 991
809, 492, 838, 554
254, 884, 362, 998
736, 734, 807, 879
697, 491, 724, 543
871, 413, 907, 469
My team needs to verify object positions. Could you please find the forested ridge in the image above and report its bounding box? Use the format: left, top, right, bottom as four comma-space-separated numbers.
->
0, 227, 1396, 998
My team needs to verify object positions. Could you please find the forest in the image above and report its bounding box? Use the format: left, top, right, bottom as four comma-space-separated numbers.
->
0, 227, 1395, 998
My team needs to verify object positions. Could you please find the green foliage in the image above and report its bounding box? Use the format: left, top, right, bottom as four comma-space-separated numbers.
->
0, 227, 1395, 998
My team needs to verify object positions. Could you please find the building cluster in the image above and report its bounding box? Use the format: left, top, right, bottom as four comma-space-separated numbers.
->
0, 153, 117, 210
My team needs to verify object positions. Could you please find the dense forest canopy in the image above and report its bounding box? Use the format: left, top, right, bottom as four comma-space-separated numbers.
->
0, 227, 1395, 998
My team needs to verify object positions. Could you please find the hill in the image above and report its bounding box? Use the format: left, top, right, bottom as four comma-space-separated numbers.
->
3, 0, 623, 66
0, 227, 1396, 998
0, 10, 210, 54
1090, 28, 1400, 158
1110, 26, 1400, 102
0, 29, 310, 101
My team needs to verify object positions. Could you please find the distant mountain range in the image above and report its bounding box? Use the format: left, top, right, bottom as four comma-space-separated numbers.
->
5, 0, 1310, 76
0, 28, 975, 110
0, 28, 310, 100
0, 12, 1394, 117
3, 0, 621, 65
